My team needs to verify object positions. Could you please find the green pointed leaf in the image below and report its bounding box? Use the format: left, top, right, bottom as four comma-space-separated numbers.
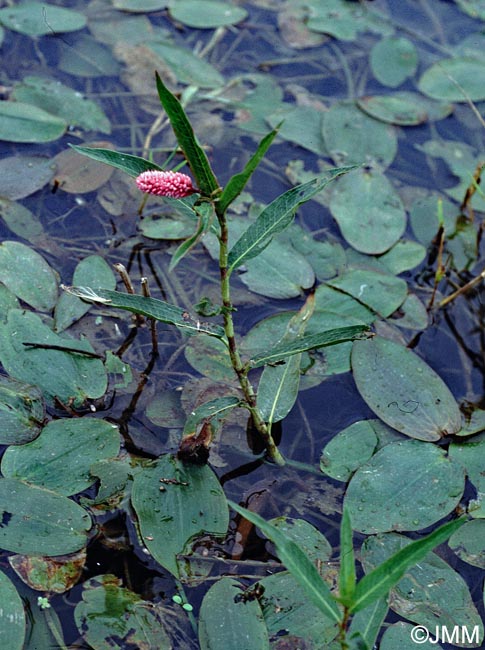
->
1, 418, 120, 496
228, 167, 357, 272
69, 145, 163, 178
218, 126, 280, 214
169, 201, 213, 271
352, 336, 462, 440
351, 518, 466, 613
0, 570, 25, 650
344, 440, 464, 534
249, 325, 368, 367
155, 72, 219, 196
198, 578, 268, 650
63, 287, 226, 339
131, 456, 228, 577
228, 500, 342, 624
0, 478, 91, 556
338, 509, 356, 605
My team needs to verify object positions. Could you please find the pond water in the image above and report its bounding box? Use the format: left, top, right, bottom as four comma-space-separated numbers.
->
1, 0, 485, 649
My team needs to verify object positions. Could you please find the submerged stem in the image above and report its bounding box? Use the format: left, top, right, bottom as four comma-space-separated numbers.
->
216, 205, 285, 466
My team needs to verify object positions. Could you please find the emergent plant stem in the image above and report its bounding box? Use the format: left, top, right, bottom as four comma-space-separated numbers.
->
216, 207, 285, 466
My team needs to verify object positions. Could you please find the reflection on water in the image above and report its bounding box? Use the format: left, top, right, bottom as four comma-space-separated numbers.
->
1, 0, 485, 647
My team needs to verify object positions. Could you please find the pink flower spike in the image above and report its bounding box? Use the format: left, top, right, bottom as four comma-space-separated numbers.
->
135, 170, 196, 199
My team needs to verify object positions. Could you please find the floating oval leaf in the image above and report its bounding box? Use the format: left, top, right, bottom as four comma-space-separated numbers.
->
0, 198, 45, 243
0, 309, 107, 407
0, 478, 91, 555
327, 269, 407, 317
345, 440, 464, 533
0, 375, 44, 445
380, 622, 442, 649
0, 241, 58, 312
131, 455, 228, 577
0, 157, 55, 200
53, 143, 116, 193
199, 578, 268, 650
370, 37, 418, 87
54, 255, 116, 331
12, 77, 111, 134
1, 418, 120, 496
58, 35, 120, 77
148, 41, 224, 88
9, 549, 86, 593
449, 519, 485, 569
352, 336, 462, 440
169, 1, 248, 28
0, 2, 86, 36
361, 532, 483, 642
419, 56, 485, 101
329, 169, 406, 254
113, 0, 167, 11
74, 575, 171, 650
0, 570, 25, 650
0, 102, 66, 143
357, 92, 452, 125
323, 102, 397, 169
320, 420, 378, 482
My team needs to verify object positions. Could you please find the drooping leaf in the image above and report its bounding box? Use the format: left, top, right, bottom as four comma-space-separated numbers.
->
0, 102, 66, 143
69, 145, 164, 178
351, 336, 462, 440
228, 167, 357, 272
74, 575, 171, 650
228, 500, 342, 624
0, 2, 86, 36
0, 309, 107, 407
1, 418, 120, 496
12, 77, 111, 134
0, 375, 44, 445
155, 72, 220, 196
169, 0, 248, 28
63, 287, 226, 339
0, 241, 58, 312
370, 36, 418, 87
344, 440, 465, 534
0, 570, 25, 650
329, 168, 406, 254
198, 578, 268, 650
0, 478, 91, 556
358, 526, 481, 643
218, 126, 280, 214
249, 325, 368, 367
131, 455, 228, 577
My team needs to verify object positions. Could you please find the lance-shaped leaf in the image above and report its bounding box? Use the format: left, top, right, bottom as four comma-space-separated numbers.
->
227, 165, 358, 273
249, 325, 369, 368
338, 508, 356, 606
349, 517, 465, 613
69, 145, 163, 178
218, 125, 280, 214
155, 72, 219, 196
63, 287, 226, 339
228, 500, 342, 624
169, 201, 214, 271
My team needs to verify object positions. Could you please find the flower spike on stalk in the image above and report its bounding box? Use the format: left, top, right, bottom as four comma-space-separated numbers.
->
136, 170, 197, 198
